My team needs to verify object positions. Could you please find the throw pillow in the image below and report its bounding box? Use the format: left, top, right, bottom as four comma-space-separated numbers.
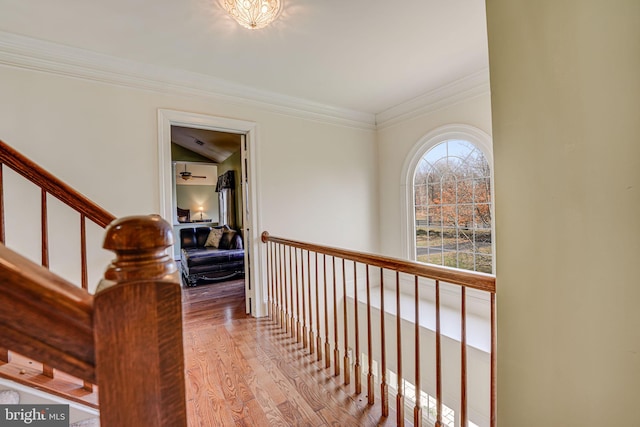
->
0, 389, 19, 404
218, 229, 237, 250
204, 228, 224, 248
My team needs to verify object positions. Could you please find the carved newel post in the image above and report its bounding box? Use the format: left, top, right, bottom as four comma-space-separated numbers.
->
93, 215, 187, 427
97, 214, 179, 290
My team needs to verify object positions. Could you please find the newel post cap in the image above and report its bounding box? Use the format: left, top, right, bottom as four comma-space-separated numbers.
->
98, 215, 179, 289
103, 214, 173, 251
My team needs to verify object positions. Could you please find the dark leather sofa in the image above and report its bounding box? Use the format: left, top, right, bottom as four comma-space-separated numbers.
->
179, 225, 245, 287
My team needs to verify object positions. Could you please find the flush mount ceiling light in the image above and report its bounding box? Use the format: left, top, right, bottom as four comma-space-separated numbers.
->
222, 0, 282, 30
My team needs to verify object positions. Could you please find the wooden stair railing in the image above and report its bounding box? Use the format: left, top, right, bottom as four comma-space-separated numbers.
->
0, 139, 115, 230
0, 139, 116, 386
0, 140, 187, 424
0, 139, 116, 286
0, 215, 187, 427
262, 231, 497, 427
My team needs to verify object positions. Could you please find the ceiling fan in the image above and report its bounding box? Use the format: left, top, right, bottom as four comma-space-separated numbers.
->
179, 164, 206, 181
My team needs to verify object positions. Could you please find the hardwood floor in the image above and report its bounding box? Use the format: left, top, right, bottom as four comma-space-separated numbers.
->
182, 280, 403, 426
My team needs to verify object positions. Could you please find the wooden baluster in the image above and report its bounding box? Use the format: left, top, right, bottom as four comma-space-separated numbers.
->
273, 243, 280, 325
0, 168, 8, 363
39, 189, 48, 272
279, 244, 285, 329
0, 163, 5, 243
41, 189, 49, 269
278, 245, 286, 329
323, 253, 330, 369
380, 268, 388, 417
283, 245, 287, 331
316, 252, 322, 362
270, 242, 276, 321
491, 292, 497, 427
435, 280, 443, 427
366, 264, 374, 405
80, 214, 88, 291
269, 242, 278, 323
265, 240, 270, 320
273, 242, 278, 324
272, 242, 278, 322
308, 250, 314, 355
289, 246, 295, 338
460, 286, 468, 427
295, 248, 301, 343
269, 242, 278, 324
283, 244, 290, 334
81, 212, 93, 395
353, 261, 361, 394
414, 276, 422, 427
396, 271, 404, 427
280, 245, 289, 333
40, 189, 54, 378
301, 250, 308, 348
342, 259, 350, 385
333, 256, 340, 377
94, 215, 186, 427
266, 241, 272, 320
271, 243, 277, 323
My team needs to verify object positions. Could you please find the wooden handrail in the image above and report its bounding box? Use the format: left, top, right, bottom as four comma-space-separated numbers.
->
261, 232, 496, 293
0, 140, 115, 227
262, 230, 497, 427
0, 244, 95, 382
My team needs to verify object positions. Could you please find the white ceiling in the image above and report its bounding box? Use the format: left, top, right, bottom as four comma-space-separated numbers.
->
0, 0, 489, 115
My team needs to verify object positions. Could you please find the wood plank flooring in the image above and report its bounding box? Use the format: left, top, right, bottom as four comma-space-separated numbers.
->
182, 280, 403, 426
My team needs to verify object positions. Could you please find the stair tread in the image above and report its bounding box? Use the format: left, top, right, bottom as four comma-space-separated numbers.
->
0, 354, 98, 408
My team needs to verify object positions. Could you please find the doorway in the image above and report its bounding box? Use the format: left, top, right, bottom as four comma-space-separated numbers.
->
157, 109, 264, 317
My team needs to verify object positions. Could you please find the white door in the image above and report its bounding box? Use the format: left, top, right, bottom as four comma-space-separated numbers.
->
240, 134, 252, 314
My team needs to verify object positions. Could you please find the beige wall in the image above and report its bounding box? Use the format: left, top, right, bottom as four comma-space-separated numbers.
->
0, 66, 378, 291
259, 113, 379, 250
486, 0, 640, 425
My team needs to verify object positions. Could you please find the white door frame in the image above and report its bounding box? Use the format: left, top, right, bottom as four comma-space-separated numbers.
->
157, 109, 265, 317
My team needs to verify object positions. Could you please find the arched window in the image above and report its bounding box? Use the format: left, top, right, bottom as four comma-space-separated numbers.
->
406, 126, 493, 274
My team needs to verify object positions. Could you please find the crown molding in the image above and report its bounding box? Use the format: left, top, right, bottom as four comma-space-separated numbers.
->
375, 69, 491, 129
0, 31, 490, 131
0, 31, 376, 130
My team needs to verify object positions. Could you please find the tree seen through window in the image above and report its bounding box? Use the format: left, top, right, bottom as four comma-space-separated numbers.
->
414, 139, 493, 273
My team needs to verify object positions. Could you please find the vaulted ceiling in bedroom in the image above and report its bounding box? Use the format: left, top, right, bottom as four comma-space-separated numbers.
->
171, 126, 241, 164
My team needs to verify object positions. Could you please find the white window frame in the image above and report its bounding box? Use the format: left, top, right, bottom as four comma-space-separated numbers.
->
400, 124, 495, 271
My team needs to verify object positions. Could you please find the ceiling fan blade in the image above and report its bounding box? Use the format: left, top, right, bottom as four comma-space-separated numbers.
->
192, 175, 206, 179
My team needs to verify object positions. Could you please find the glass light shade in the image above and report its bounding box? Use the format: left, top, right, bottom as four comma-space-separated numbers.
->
223, 0, 282, 29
